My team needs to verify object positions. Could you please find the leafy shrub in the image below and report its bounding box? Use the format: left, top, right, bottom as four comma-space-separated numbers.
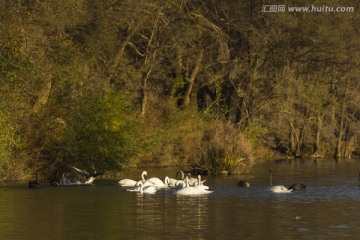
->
63, 91, 140, 171
193, 121, 254, 175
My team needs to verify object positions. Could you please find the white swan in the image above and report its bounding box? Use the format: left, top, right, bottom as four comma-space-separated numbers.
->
165, 180, 186, 194
147, 177, 167, 188
267, 185, 292, 193
190, 175, 207, 186
193, 175, 209, 190
165, 176, 178, 188
127, 180, 157, 194
174, 177, 212, 196
137, 181, 157, 194
177, 171, 204, 185
119, 171, 148, 187
186, 173, 206, 186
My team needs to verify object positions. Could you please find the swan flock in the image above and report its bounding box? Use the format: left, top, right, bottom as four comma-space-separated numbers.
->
119, 171, 212, 196
119, 170, 306, 195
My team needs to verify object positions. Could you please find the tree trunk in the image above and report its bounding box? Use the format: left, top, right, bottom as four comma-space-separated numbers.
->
290, 125, 296, 155
344, 125, 353, 159
182, 51, 203, 108
313, 115, 322, 157
140, 68, 152, 118
335, 78, 349, 159
289, 122, 301, 157
335, 109, 344, 158
139, 13, 161, 118
297, 124, 306, 157
105, 23, 141, 90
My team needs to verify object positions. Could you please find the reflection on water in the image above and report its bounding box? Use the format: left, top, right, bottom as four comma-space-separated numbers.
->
1, 159, 360, 240
131, 190, 210, 239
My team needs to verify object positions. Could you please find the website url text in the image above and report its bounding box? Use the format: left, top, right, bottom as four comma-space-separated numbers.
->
262, 5, 354, 13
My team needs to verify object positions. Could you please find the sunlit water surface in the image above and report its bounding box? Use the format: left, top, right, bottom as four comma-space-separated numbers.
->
1, 159, 360, 240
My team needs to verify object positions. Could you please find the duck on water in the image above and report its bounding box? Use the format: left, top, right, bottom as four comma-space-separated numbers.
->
237, 180, 250, 188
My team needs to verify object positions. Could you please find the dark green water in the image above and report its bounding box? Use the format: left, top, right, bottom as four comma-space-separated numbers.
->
1, 159, 360, 240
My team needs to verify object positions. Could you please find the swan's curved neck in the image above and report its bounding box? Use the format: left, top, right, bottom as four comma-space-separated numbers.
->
175, 180, 185, 188
141, 171, 147, 181
137, 181, 144, 193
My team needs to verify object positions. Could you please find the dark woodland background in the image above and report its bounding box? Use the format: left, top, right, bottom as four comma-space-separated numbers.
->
0, 0, 359, 181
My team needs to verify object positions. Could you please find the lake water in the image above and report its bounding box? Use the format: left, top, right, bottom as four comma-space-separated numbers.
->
1, 158, 360, 240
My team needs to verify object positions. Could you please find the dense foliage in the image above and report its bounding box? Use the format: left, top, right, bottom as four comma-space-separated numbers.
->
0, 0, 359, 180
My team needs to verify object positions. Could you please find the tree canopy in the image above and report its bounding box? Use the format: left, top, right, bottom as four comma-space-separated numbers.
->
0, 0, 359, 180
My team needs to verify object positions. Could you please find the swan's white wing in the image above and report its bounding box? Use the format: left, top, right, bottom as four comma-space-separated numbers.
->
70, 166, 89, 176
148, 177, 167, 188
85, 176, 96, 184
143, 185, 157, 194
143, 180, 155, 187
174, 186, 213, 195
194, 184, 209, 190
119, 179, 137, 187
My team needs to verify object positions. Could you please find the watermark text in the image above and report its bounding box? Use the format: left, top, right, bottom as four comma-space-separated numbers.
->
261, 5, 354, 13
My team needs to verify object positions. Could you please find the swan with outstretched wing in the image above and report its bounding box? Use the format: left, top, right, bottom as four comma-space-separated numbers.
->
70, 166, 107, 184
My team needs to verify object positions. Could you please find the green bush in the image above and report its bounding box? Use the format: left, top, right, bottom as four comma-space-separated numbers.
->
63, 91, 140, 172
